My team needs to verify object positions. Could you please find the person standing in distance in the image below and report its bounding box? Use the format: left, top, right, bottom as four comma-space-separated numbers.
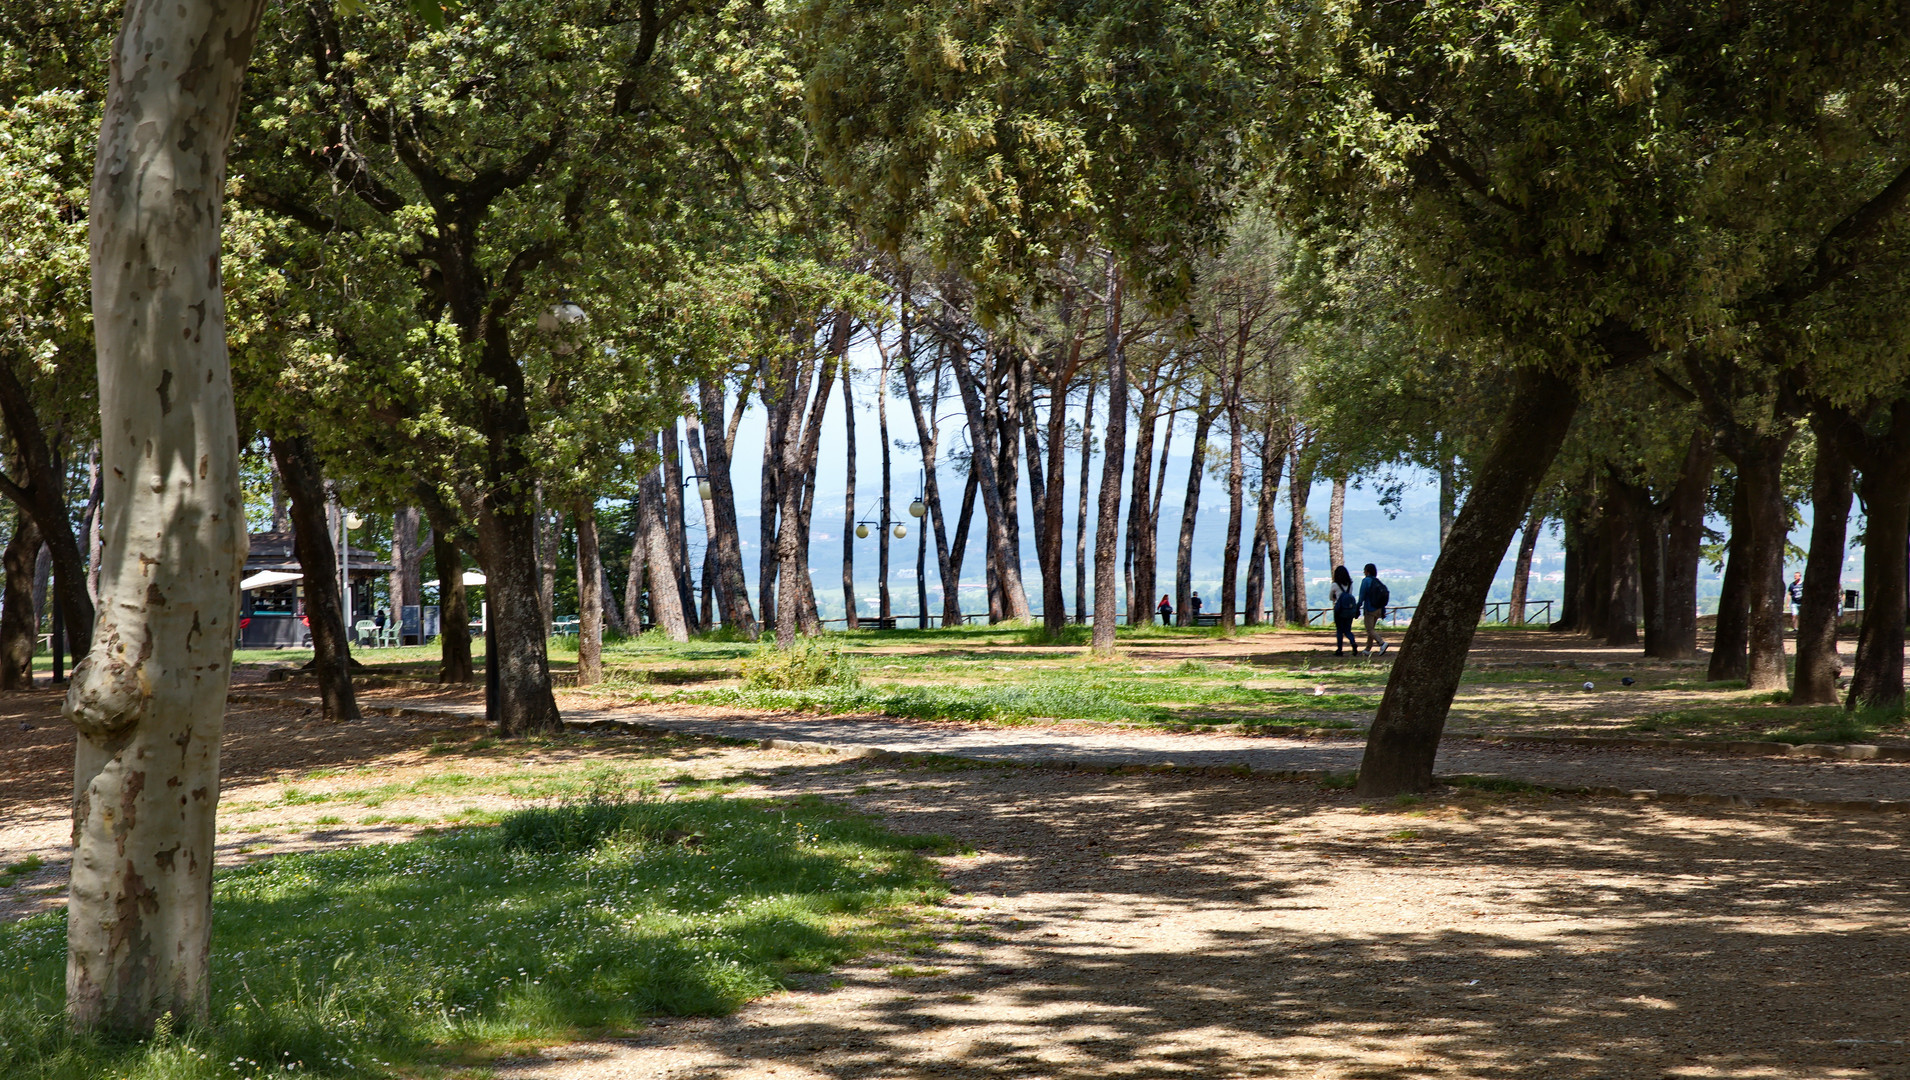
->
1358, 563, 1390, 656
1787, 571, 1804, 630
1157, 594, 1173, 625
1329, 565, 1359, 656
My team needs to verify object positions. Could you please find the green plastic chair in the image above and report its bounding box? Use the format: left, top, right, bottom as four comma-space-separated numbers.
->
354, 619, 377, 646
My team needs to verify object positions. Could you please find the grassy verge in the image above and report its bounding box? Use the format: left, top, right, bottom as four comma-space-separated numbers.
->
1628, 702, 1908, 744
602, 676, 1373, 727
0, 784, 951, 1080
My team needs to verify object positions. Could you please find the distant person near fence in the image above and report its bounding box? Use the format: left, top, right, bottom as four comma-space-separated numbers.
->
1329, 565, 1359, 656
1359, 564, 1390, 656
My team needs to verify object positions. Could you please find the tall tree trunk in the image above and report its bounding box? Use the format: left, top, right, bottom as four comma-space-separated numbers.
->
1249, 420, 1286, 626
1327, 476, 1347, 574
534, 486, 557, 631
1554, 514, 1582, 630
1583, 498, 1613, 638
1739, 434, 1794, 692
1037, 345, 1075, 638
758, 360, 788, 631
269, 435, 359, 722
1657, 429, 1713, 659
1090, 262, 1128, 654
1356, 367, 1579, 797
473, 497, 562, 735
1605, 478, 1641, 647
841, 350, 859, 630
696, 378, 757, 637
623, 521, 645, 633
390, 507, 424, 642
1122, 390, 1162, 624
430, 527, 473, 683
639, 441, 690, 643
992, 355, 1026, 618
1283, 441, 1314, 624
1175, 398, 1215, 625
0, 363, 95, 660
1508, 510, 1541, 625
1075, 373, 1096, 624
1708, 476, 1752, 682
1845, 401, 1910, 712
1219, 382, 1247, 630
1793, 421, 1852, 705
574, 499, 603, 686
774, 324, 843, 645
66, 0, 262, 1030
270, 465, 289, 532
900, 332, 960, 626
878, 349, 893, 623
0, 509, 42, 688
951, 343, 1031, 620
662, 420, 699, 634
948, 459, 980, 606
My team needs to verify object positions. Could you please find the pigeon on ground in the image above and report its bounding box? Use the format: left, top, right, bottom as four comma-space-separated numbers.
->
1621, 677, 1636, 687
1312, 686, 1326, 697
1582, 681, 1596, 691
17, 721, 27, 731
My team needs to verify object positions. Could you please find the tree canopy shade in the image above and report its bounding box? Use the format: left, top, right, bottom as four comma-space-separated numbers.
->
229, 0, 832, 731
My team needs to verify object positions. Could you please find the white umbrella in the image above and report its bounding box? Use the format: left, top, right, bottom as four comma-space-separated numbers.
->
462, 570, 487, 586
239, 570, 303, 591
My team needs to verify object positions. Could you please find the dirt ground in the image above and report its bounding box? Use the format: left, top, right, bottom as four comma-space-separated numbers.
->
5, 635, 1909, 1079
495, 765, 1910, 1080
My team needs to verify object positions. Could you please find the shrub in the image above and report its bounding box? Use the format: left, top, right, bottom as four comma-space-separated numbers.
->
740, 640, 860, 690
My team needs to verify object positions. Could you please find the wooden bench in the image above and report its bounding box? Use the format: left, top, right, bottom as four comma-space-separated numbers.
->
1194, 614, 1221, 627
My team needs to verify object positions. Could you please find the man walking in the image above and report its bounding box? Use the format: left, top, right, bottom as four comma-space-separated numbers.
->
1358, 563, 1390, 656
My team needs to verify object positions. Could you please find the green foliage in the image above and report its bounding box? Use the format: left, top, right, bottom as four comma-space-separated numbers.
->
0, 795, 947, 1078
740, 640, 861, 690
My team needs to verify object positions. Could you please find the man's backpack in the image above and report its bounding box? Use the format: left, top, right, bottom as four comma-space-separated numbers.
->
1368, 579, 1390, 614
1334, 586, 1359, 618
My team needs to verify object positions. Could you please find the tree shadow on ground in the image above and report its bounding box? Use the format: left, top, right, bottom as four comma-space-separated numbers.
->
603, 762, 1910, 1079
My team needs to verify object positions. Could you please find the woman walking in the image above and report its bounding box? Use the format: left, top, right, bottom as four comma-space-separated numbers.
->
1329, 565, 1359, 656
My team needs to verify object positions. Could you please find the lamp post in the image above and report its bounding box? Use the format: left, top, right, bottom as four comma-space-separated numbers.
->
340, 509, 363, 638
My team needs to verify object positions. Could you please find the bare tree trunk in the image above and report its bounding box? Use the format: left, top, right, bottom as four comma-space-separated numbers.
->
1708, 477, 1752, 682
841, 350, 859, 630
950, 341, 1030, 620
900, 329, 960, 626
1075, 373, 1097, 624
1356, 367, 1579, 796
575, 499, 603, 686
1658, 429, 1713, 660
79, 451, 104, 612
1793, 420, 1852, 705
1327, 477, 1347, 574
0, 362, 95, 659
948, 460, 979, 601
1283, 440, 1314, 624
1739, 435, 1795, 692
534, 485, 556, 631
1220, 387, 1247, 630
1843, 401, 1910, 712
639, 440, 690, 642
1508, 511, 1541, 625
662, 420, 699, 633
390, 507, 424, 642
1175, 397, 1214, 625
1248, 419, 1286, 626
1, 509, 42, 688
1605, 478, 1642, 647
878, 348, 893, 623
758, 360, 788, 631
1090, 262, 1127, 654
1122, 390, 1162, 624
270, 435, 360, 722
430, 527, 473, 683
774, 320, 845, 644
696, 378, 757, 637
623, 519, 645, 633
270, 464, 289, 532
472, 497, 562, 735
66, 0, 262, 1029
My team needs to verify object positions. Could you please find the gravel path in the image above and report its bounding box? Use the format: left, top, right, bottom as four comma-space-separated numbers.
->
370, 694, 1910, 806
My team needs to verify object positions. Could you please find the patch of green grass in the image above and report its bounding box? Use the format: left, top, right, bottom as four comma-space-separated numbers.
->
0, 790, 949, 1079
312, 815, 344, 827
0, 855, 44, 888
1627, 703, 1880, 742
1317, 771, 1358, 790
